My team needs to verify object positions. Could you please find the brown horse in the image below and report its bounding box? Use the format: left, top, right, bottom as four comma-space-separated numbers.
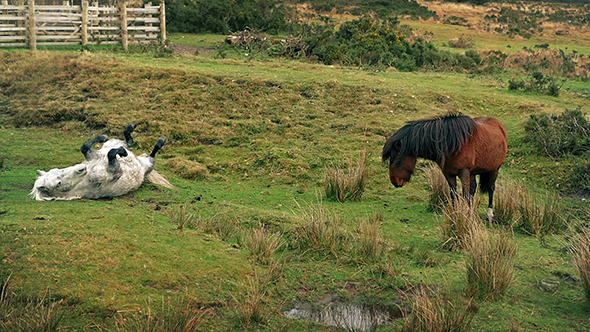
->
382, 113, 507, 219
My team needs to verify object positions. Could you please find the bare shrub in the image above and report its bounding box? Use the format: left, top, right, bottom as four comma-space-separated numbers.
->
293, 202, 347, 256
425, 164, 449, 211
115, 294, 208, 331
245, 227, 283, 264
0, 276, 63, 331
465, 227, 517, 301
325, 151, 368, 202
572, 224, 590, 302
441, 198, 482, 251
354, 214, 384, 260
449, 35, 475, 48
402, 287, 473, 332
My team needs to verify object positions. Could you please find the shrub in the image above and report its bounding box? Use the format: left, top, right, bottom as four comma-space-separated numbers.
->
324, 151, 368, 202
170, 204, 195, 231
572, 225, 590, 302
449, 35, 474, 48
508, 72, 563, 96
570, 162, 590, 194
425, 164, 449, 211
465, 226, 517, 301
235, 274, 267, 326
401, 287, 473, 332
519, 193, 563, 239
524, 107, 590, 158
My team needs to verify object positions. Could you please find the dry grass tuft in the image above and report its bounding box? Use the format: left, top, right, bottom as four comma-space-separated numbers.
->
402, 287, 473, 332
169, 205, 195, 231
354, 213, 384, 260
448, 34, 475, 48
441, 198, 482, 251
293, 202, 347, 256
493, 180, 528, 227
0, 276, 63, 331
425, 164, 450, 211
244, 227, 283, 265
324, 151, 368, 202
572, 224, 590, 302
519, 193, 562, 239
167, 157, 209, 180
115, 294, 209, 331
235, 274, 268, 326
465, 226, 517, 301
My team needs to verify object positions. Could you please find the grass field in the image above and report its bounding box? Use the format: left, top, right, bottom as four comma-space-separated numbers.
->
1, 1, 590, 329
0, 46, 589, 330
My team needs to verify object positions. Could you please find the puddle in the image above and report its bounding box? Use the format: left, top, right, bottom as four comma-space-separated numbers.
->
284, 298, 403, 331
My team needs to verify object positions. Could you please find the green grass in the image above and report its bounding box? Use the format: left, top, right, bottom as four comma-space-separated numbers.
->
0, 48, 589, 331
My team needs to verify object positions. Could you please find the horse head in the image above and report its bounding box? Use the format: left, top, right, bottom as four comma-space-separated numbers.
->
382, 136, 417, 188
32, 163, 88, 200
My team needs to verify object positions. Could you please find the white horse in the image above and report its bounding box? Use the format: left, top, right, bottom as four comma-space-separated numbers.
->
32, 123, 172, 201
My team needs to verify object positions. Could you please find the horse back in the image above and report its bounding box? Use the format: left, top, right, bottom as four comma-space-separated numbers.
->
443, 117, 507, 174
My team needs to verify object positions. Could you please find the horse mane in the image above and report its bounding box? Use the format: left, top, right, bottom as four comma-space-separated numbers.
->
382, 113, 476, 164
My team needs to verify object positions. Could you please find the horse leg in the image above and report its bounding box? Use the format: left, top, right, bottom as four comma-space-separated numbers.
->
459, 169, 471, 204
81, 135, 108, 160
469, 174, 477, 200
484, 170, 499, 221
123, 122, 137, 148
107, 147, 128, 176
443, 172, 458, 204
150, 136, 167, 158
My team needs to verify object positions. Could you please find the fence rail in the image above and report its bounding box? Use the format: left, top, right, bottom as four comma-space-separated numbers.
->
0, 0, 166, 50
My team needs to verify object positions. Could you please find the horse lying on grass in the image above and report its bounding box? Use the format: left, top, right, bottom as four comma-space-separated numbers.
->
32, 123, 172, 201
382, 113, 508, 220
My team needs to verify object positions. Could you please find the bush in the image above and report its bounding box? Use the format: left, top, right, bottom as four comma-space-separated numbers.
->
508, 72, 563, 96
441, 198, 482, 251
293, 202, 347, 256
524, 107, 590, 158
570, 162, 590, 194
425, 164, 450, 212
162, 0, 289, 34
449, 35, 474, 48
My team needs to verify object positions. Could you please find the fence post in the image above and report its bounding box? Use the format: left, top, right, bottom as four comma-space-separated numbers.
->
81, 0, 88, 46
119, 0, 127, 51
17, 0, 24, 34
27, 0, 36, 51
159, 0, 165, 45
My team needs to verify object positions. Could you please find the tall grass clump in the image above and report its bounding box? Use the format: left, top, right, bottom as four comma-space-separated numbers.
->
493, 179, 528, 227
115, 294, 208, 331
293, 202, 347, 256
465, 227, 517, 301
354, 214, 384, 261
441, 198, 481, 251
425, 164, 450, 211
245, 227, 283, 264
235, 274, 267, 326
572, 225, 590, 302
325, 151, 368, 202
169, 205, 195, 231
519, 193, 563, 239
401, 287, 473, 332
0, 277, 63, 331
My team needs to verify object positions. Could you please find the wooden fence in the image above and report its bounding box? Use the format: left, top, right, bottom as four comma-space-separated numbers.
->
0, 0, 166, 50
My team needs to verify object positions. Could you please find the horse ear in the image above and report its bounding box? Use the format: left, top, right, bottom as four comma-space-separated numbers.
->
37, 170, 46, 176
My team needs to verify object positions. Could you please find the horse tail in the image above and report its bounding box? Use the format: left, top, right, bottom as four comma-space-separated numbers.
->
479, 172, 492, 194
147, 170, 174, 189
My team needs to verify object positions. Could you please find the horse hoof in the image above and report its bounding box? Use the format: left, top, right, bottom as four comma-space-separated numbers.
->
487, 208, 494, 221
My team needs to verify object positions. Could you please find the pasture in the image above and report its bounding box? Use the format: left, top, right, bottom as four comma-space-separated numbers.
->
1, 6, 590, 329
